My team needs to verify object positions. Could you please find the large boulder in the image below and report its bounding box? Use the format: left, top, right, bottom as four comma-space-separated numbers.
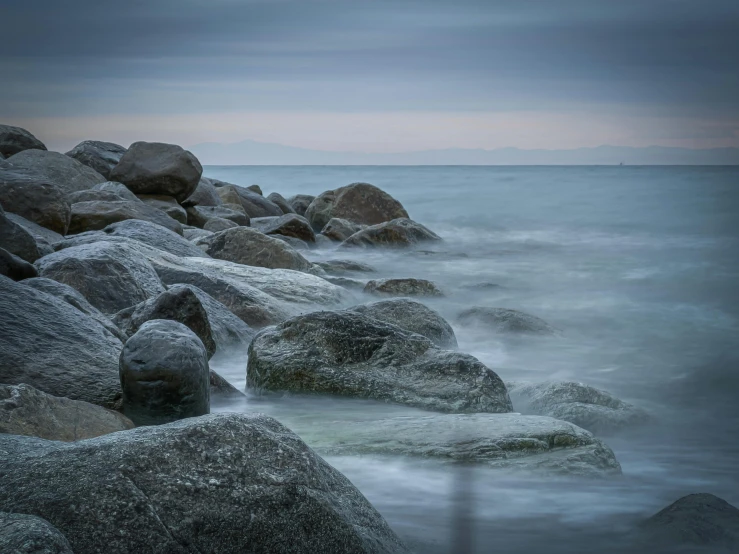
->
120, 320, 210, 426
6, 212, 63, 249
201, 226, 313, 271
68, 199, 184, 235
322, 217, 364, 242
36, 241, 166, 314
0, 512, 73, 554
508, 381, 651, 434
211, 181, 283, 218
65, 140, 126, 179
6, 150, 106, 195
0, 276, 123, 408
0, 247, 38, 280
0, 205, 48, 262
457, 307, 556, 335
0, 124, 46, 157
186, 204, 249, 227
247, 310, 512, 413
182, 176, 222, 207
350, 298, 457, 348
266, 191, 296, 214
0, 165, 71, 234
0, 413, 410, 554
251, 213, 316, 243
364, 278, 444, 297
305, 183, 409, 231
0, 383, 133, 441
288, 194, 315, 216
340, 218, 441, 248
109, 141, 203, 202
92, 181, 141, 202
137, 194, 187, 224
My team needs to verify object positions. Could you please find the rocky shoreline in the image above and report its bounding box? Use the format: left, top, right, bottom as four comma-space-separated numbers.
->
1, 124, 737, 552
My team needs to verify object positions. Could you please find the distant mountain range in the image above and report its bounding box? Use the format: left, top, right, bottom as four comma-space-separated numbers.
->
189, 139, 739, 165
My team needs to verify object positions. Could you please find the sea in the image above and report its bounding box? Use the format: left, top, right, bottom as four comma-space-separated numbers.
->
203, 165, 739, 553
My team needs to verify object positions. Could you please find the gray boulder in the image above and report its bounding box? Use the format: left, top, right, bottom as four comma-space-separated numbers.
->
65, 140, 126, 179
183, 227, 213, 241
247, 310, 512, 413
341, 218, 441, 248
322, 217, 364, 242
364, 278, 444, 297
267, 191, 296, 214
0, 205, 48, 262
0, 512, 73, 554
0, 247, 38, 280
457, 307, 556, 334
36, 241, 166, 314
251, 213, 316, 243
0, 125, 46, 157
288, 194, 316, 216
305, 183, 409, 231
203, 217, 238, 232
0, 276, 123, 408
0, 165, 71, 234
6, 150, 106, 194
68, 189, 131, 203
0, 383, 133, 441
68, 199, 183, 235
120, 320, 210, 426
137, 194, 187, 223
109, 141, 203, 202
0, 413, 410, 554
325, 276, 368, 291
186, 204, 249, 227
182, 176, 222, 207
202, 226, 313, 271
211, 181, 283, 218
248, 184, 263, 195
273, 234, 311, 250
350, 298, 457, 348
6, 213, 63, 248
315, 259, 377, 274
92, 181, 141, 202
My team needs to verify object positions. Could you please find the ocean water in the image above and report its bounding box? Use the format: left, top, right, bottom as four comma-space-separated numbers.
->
204, 166, 739, 553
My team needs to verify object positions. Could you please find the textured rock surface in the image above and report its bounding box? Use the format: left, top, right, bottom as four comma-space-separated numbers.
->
315, 259, 377, 274
364, 278, 444, 297
0, 246, 38, 280
186, 204, 249, 227
211, 181, 284, 218
109, 141, 203, 202
0, 124, 47, 157
202, 226, 313, 271
182, 177, 223, 207
0, 207, 52, 263
341, 218, 441, 248
183, 227, 213, 241
6, 212, 63, 249
267, 191, 296, 214
0, 166, 71, 234
248, 310, 512, 413
68, 199, 183, 235
92, 181, 141, 202
0, 413, 410, 554
0, 276, 123, 408
65, 140, 126, 179
6, 150, 106, 195
0, 512, 73, 554
322, 217, 365, 242
457, 307, 556, 334
137, 194, 187, 224
203, 216, 238, 232
251, 213, 316, 243
68, 189, 132, 204
0, 383, 133, 441
305, 183, 409, 231
287, 193, 315, 216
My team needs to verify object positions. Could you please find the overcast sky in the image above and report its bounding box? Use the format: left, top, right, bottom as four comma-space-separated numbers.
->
2, 0, 738, 152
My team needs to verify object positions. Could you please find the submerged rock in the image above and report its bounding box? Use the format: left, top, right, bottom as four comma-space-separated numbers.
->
341, 218, 441, 248
68, 199, 184, 235
0, 247, 38, 280
0, 512, 73, 554
0, 124, 47, 157
137, 193, 187, 224
457, 307, 556, 334
325, 276, 368, 291
266, 191, 296, 214
6, 149, 106, 195
0, 167, 71, 234
287, 193, 315, 216
315, 259, 377, 274
364, 278, 444, 297
65, 140, 126, 179
0, 413, 411, 553
202, 226, 313, 271
251, 213, 316, 243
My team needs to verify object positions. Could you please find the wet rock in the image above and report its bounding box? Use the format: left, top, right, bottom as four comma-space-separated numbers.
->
364, 278, 444, 297
0, 276, 123, 408
109, 141, 203, 202
137, 194, 187, 224
251, 213, 316, 243
0, 512, 73, 554
315, 259, 377, 274
92, 181, 141, 202
248, 310, 512, 413
0, 247, 38, 280
203, 216, 239, 232
341, 218, 441, 248
0, 166, 71, 234
0, 205, 47, 262
65, 140, 126, 179
36, 241, 166, 314
211, 181, 283, 218
350, 298, 457, 348
0, 383, 133, 441
202, 226, 313, 271
322, 217, 364, 241
457, 307, 556, 334
186, 204, 249, 227
0, 413, 410, 554
305, 183, 409, 231
68, 199, 184, 235
6, 150, 106, 195
267, 191, 296, 214
0, 124, 47, 157
287, 194, 315, 216
182, 176, 223, 207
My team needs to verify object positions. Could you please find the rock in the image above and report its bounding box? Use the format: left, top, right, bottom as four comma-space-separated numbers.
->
0, 205, 47, 262
325, 276, 368, 291
92, 181, 141, 202
0, 125, 47, 157
186, 204, 249, 227
266, 191, 296, 214
120, 320, 210, 425
24, 277, 128, 341
305, 183, 409, 231
68, 199, 183, 235
273, 234, 311, 250
6, 150, 106, 195
109, 141, 203, 202
457, 307, 556, 334
248, 184, 263, 195
183, 227, 213, 241
0, 247, 38, 280
251, 213, 316, 243
0, 413, 411, 554
68, 188, 131, 203
640, 493, 739, 548
203, 217, 238, 232
247, 310, 512, 413
288, 194, 315, 216
210, 370, 246, 399
364, 278, 444, 297
181, 176, 222, 207
6, 213, 63, 248
211, 181, 283, 218
202, 226, 313, 271
65, 140, 126, 179
214, 183, 243, 205
36, 241, 166, 314
0, 383, 133, 441
137, 194, 187, 224
0, 276, 123, 408
322, 217, 364, 241
341, 218, 441, 248
0, 512, 73, 554
508, 381, 652, 434
315, 234, 336, 248
350, 298, 457, 348
0, 165, 71, 234
315, 259, 377, 274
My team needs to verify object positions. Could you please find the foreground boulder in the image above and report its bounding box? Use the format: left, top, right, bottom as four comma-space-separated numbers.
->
0, 166, 71, 234
0, 246, 37, 280
457, 307, 556, 334
68, 199, 184, 235
211, 181, 283, 218
0, 383, 133, 441
305, 183, 409, 231
0, 124, 47, 157
5, 150, 106, 195
251, 213, 316, 243
322, 217, 364, 242
0, 512, 73, 554
0, 276, 123, 407
350, 298, 457, 348
186, 204, 249, 227
341, 218, 441, 248
287, 194, 315, 216
120, 320, 210, 425
248, 310, 512, 413
266, 191, 296, 214
0, 413, 410, 554
508, 381, 651, 434
364, 278, 444, 297
182, 176, 223, 207
202, 226, 313, 271
109, 141, 203, 202
137, 194, 187, 223
65, 140, 126, 179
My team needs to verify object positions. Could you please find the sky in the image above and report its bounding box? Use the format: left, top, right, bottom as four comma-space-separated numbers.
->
2, 0, 739, 153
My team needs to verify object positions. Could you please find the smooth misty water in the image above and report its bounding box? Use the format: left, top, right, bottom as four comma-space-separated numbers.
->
205, 166, 739, 553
